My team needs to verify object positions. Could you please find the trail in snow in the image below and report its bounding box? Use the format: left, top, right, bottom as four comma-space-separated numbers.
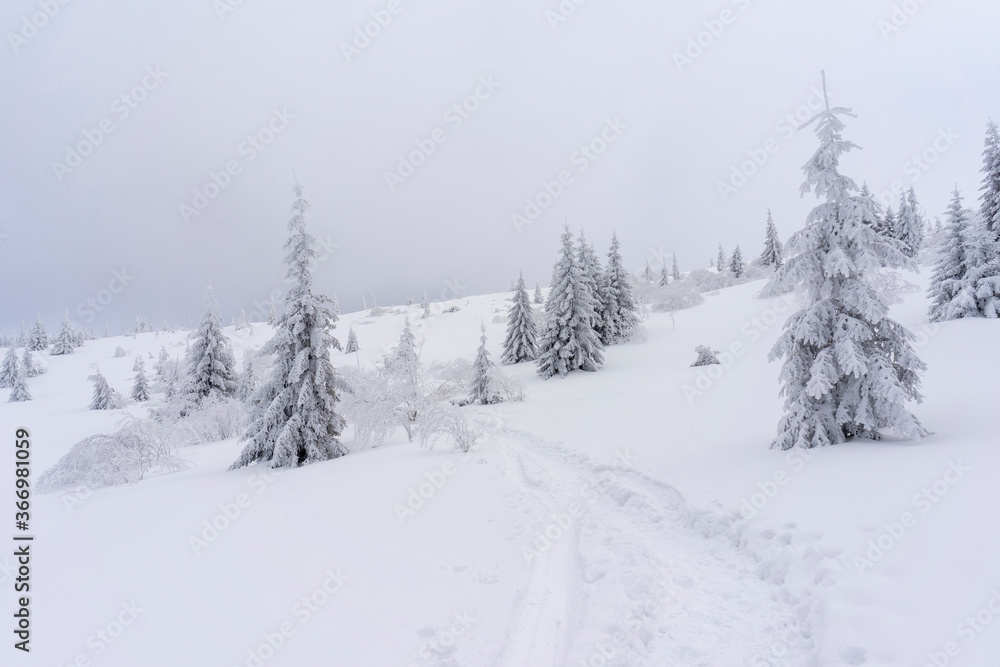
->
491, 425, 820, 667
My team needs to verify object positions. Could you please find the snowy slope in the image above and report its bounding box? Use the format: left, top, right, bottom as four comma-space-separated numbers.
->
2, 273, 997, 666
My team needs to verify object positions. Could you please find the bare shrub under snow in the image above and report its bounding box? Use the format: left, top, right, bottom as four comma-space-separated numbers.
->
417, 404, 483, 453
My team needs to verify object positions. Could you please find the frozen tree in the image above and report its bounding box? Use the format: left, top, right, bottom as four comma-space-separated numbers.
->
345, 327, 360, 354
716, 244, 727, 273
879, 204, 896, 240
267, 296, 278, 326
537, 225, 604, 378
235, 309, 253, 335
730, 245, 745, 278
894, 188, 925, 258
659, 263, 670, 287
769, 74, 926, 450
642, 260, 656, 283
235, 352, 258, 402
183, 287, 238, 406
979, 119, 1000, 235
130, 358, 151, 402
672, 253, 681, 281
362, 296, 368, 311
969, 121, 1000, 316
604, 231, 640, 344
501, 271, 537, 364
154, 347, 171, 379
421, 291, 431, 319
691, 345, 721, 366
578, 232, 609, 343
961, 214, 1000, 318
928, 189, 979, 321
0, 346, 19, 388
332, 294, 340, 318
8, 358, 30, 402
22, 349, 43, 378
534, 284, 543, 304
759, 210, 784, 268
231, 184, 346, 469
471, 323, 502, 405
103, 324, 111, 338
27, 315, 48, 351
50, 310, 77, 356
89, 368, 126, 410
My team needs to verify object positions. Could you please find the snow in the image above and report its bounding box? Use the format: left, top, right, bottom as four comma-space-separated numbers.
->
2, 270, 998, 665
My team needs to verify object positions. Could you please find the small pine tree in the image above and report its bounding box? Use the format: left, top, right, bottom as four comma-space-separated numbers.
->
236, 352, 258, 402
642, 261, 656, 283
27, 315, 48, 351
716, 244, 727, 273
928, 189, 978, 321
130, 359, 151, 402
421, 291, 431, 319
537, 225, 604, 378
89, 368, 125, 410
50, 310, 76, 356
267, 297, 278, 325
235, 309, 253, 335
604, 232, 640, 345
103, 324, 111, 338
501, 272, 537, 364
659, 263, 670, 287
345, 327, 360, 354
672, 253, 681, 281
384, 316, 423, 441
979, 119, 1000, 235
759, 210, 784, 268
183, 287, 238, 406
0, 346, 18, 388
7, 357, 30, 402
691, 345, 721, 366
894, 188, 925, 258
22, 349, 42, 378
471, 323, 502, 405
730, 245, 745, 278
534, 284, 543, 304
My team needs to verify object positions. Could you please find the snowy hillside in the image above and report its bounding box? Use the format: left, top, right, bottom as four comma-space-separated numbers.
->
3, 270, 997, 666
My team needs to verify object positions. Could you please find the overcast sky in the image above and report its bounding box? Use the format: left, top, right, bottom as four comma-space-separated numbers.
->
2, 0, 998, 333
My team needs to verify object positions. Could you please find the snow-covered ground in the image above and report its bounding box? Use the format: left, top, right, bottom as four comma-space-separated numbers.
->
3, 271, 998, 666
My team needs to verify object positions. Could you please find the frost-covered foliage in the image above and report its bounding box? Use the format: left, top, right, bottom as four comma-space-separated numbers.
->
928, 190, 978, 321
686, 265, 772, 293
672, 253, 681, 281
22, 349, 44, 378
691, 345, 721, 367
659, 263, 670, 287
234, 309, 253, 336
471, 322, 518, 405
537, 225, 604, 378
534, 284, 543, 304
0, 346, 19, 388
236, 351, 259, 402
893, 188, 925, 259
416, 404, 483, 453
8, 357, 30, 402
421, 291, 431, 319
969, 121, 1000, 317
231, 185, 346, 469
730, 245, 745, 278
36, 417, 190, 494
267, 296, 278, 325
182, 287, 238, 406
501, 272, 537, 364
759, 210, 784, 268
345, 327, 360, 354
635, 279, 705, 313
130, 358, 151, 402
769, 75, 926, 450
979, 120, 1000, 235
27, 315, 48, 351
716, 244, 727, 273
89, 368, 126, 410
603, 232, 641, 345
114, 346, 128, 358
579, 233, 610, 344
50, 310, 77, 356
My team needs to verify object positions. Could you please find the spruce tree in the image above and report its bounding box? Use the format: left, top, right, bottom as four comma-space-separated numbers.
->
471, 322, 501, 404
730, 245, 745, 278
89, 368, 125, 410
50, 310, 76, 356
231, 184, 346, 469
236, 352, 258, 402
183, 287, 238, 406
671, 253, 681, 281
501, 271, 537, 364
659, 263, 670, 286
578, 232, 609, 343
928, 189, 978, 321
879, 204, 896, 239
642, 260, 655, 283
979, 120, 1000, 235
420, 291, 431, 319
604, 232, 640, 345
0, 346, 18, 388
345, 327, 360, 354
8, 357, 30, 403
384, 315, 422, 441
27, 315, 48, 351
716, 244, 727, 273
895, 188, 925, 258
769, 74, 926, 449
537, 225, 604, 378
534, 284, 543, 304
759, 210, 784, 268
267, 297, 278, 326
130, 358, 151, 402
22, 349, 42, 378
970, 121, 1000, 317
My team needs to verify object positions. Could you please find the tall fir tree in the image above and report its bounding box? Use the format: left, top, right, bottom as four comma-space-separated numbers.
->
658, 263, 670, 286
642, 260, 656, 283
603, 232, 640, 345
671, 253, 681, 281
385, 315, 422, 441
471, 322, 501, 404
27, 315, 48, 351
345, 327, 360, 354
759, 210, 784, 268
183, 287, 238, 405
534, 284, 543, 304
537, 225, 604, 378
730, 245, 745, 278
231, 184, 346, 469
769, 74, 926, 449
50, 310, 76, 356
969, 120, 1000, 317
716, 244, 727, 273
130, 358, 151, 402
267, 296, 278, 326
578, 232, 609, 343
0, 346, 18, 388
927, 189, 978, 321
894, 188, 925, 258
501, 271, 537, 364
236, 352, 258, 402
420, 291, 431, 319
979, 119, 1000, 235
7, 357, 30, 402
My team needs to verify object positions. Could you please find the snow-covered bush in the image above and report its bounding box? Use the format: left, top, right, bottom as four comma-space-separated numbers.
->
36, 417, 190, 493
637, 280, 705, 313
114, 346, 128, 358
691, 346, 721, 366
416, 404, 483, 453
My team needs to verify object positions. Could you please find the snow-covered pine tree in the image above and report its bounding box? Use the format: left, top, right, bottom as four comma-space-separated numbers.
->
879, 204, 895, 240
691, 345, 721, 366
89, 368, 125, 410
155, 347, 170, 379
928, 189, 978, 321
231, 184, 346, 469
183, 287, 238, 406
0, 346, 18, 388
345, 327, 360, 354
130, 358, 151, 402
537, 225, 604, 378
235, 352, 258, 402
672, 253, 681, 281
235, 309, 253, 335
642, 261, 656, 283
968, 121, 1000, 317
730, 245, 745, 278
381, 315, 424, 441
894, 188, 925, 258
501, 271, 537, 364
421, 291, 431, 319
759, 210, 784, 268
103, 324, 111, 338
50, 310, 76, 356
578, 233, 609, 343
27, 315, 48, 351
267, 296, 278, 326
979, 119, 1000, 235
534, 284, 543, 304
659, 263, 670, 286
22, 349, 42, 378
769, 73, 927, 449
8, 357, 30, 402
471, 322, 502, 404
604, 231, 640, 345
716, 244, 727, 273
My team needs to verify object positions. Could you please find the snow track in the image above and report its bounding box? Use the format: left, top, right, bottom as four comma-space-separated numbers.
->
493, 426, 819, 666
